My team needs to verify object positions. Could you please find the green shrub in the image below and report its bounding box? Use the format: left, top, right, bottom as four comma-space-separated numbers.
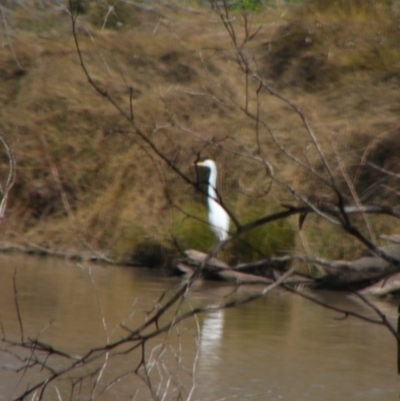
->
168, 201, 216, 253
231, 0, 263, 12
229, 200, 296, 264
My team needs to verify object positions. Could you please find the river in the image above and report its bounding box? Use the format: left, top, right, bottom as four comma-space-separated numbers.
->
0, 253, 398, 400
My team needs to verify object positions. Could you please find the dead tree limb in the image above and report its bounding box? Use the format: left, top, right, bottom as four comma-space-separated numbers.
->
0, 129, 16, 222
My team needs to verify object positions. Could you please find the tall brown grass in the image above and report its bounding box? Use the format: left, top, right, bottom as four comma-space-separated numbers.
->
0, 0, 399, 265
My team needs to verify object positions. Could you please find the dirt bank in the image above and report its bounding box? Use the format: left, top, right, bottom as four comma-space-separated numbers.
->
0, 1, 399, 266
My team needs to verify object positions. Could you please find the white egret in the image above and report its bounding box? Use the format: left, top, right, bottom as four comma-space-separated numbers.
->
196, 159, 230, 242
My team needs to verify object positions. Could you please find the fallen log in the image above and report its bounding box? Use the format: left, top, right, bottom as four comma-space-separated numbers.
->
175, 260, 274, 284
174, 250, 310, 286
173, 245, 400, 295
312, 244, 400, 290
360, 272, 400, 296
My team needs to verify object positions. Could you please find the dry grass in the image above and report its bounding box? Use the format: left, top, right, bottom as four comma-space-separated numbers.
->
0, 0, 399, 265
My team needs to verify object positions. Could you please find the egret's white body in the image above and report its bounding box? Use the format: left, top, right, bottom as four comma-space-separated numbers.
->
196, 159, 230, 242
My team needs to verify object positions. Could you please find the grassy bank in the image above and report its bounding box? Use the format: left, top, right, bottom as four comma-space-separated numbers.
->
0, 0, 399, 266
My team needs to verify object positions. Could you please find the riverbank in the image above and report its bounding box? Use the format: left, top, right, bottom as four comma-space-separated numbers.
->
1, 0, 399, 266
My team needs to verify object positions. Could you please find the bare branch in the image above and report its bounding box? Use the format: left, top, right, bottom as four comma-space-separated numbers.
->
0, 129, 16, 222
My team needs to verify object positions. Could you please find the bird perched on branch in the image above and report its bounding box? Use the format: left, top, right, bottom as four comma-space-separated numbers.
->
196, 159, 230, 242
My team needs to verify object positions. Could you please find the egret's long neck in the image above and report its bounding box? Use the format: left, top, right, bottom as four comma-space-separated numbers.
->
207, 165, 218, 200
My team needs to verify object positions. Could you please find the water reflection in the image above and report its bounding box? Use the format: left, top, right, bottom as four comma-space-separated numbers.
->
0, 254, 398, 401
200, 310, 224, 352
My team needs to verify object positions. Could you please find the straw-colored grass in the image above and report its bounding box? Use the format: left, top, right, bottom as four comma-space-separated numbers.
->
0, 0, 399, 265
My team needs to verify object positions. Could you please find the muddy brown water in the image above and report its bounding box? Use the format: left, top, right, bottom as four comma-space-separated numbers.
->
0, 253, 399, 400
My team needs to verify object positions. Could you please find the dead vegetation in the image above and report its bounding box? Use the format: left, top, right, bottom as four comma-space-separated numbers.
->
0, 0, 399, 266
